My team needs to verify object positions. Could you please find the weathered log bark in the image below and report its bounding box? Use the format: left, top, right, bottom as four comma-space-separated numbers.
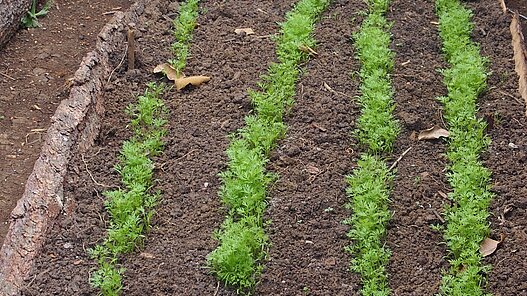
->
0, 0, 31, 48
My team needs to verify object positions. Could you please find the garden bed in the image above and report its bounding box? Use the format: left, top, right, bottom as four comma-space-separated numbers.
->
0, 0, 525, 295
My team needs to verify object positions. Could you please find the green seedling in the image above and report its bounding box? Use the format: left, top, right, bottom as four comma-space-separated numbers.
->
170, 0, 199, 75
22, 0, 51, 28
89, 83, 167, 296
345, 0, 398, 295
435, 0, 493, 294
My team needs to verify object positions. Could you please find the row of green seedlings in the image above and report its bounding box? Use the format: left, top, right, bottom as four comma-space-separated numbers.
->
435, 0, 493, 294
89, 83, 168, 295
343, 0, 399, 295
89, 1, 201, 295
206, 0, 331, 293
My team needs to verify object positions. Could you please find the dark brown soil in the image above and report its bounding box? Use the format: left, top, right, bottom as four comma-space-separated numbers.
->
16, 0, 527, 295
385, 0, 450, 294
0, 0, 133, 243
22, 0, 297, 294
468, 0, 527, 295
121, 0, 297, 295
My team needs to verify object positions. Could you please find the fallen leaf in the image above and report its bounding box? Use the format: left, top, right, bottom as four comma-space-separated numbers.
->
234, 28, 255, 35
418, 126, 449, 140
175, 75, 211, 90
480, 235, 504, 257
154, 63, 211, 90
153, 63, 181, 80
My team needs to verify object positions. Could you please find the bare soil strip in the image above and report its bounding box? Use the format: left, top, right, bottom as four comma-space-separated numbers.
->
255, 0, 364, 294
384, 0, 450, 294
467, 0, 527, 294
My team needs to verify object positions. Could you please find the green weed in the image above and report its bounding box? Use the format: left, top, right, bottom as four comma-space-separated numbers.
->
22, 0, 51, 28
207, 0, 330, 293
435, 0, 493, 294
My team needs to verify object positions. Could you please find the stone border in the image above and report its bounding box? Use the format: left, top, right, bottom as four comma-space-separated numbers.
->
0, 1, 147, 295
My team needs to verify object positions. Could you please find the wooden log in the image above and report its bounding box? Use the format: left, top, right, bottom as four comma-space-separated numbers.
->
0, 0, 32, 48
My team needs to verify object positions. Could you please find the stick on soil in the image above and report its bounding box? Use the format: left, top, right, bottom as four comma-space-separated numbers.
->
127, 24, 136, 71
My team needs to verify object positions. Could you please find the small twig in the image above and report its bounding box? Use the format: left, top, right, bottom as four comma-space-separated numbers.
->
127, 24, 136, 70
0, 72, 15, 81
323, 82, 353, 99
90, 147, 106, 157
431, 209, 445, 223
389, 147, 412, 171
497, 89, 523, 104
176, 149, 197, 161
107, 44, 128, 83
26, 268, 51, 288
81, 154, 111, 188
25, 129, 46, 144
507, 8, 527, 20
102, 10, 119, 15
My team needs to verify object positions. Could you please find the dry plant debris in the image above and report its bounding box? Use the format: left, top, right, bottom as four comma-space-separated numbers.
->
154, 63, 211, 90
417, 126, 450, 140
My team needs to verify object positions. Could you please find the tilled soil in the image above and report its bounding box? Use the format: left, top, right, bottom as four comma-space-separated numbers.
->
121, 0, 297, 295
385, 0, 449, 294
256, 0, 364, 294
469, 0, 527, 295
18, 0, 527, 295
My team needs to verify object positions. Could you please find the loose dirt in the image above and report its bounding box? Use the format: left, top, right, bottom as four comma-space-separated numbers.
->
0, 0, 133, 243
385, 0, 449, 294
255, 0, 364, 294
469, 0, 527, 295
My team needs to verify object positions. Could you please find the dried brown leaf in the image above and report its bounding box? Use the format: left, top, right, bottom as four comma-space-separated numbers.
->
480, 236, 503, 257
175, 75, 211, 90
234, 28, 255, 35
418, 126, 449, 140
153, 63, 181, 80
